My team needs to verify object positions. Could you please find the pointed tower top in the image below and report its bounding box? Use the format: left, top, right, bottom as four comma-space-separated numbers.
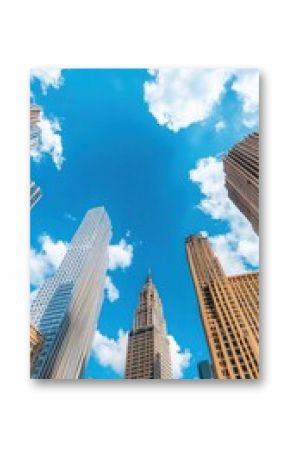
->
145, 268, 152, 284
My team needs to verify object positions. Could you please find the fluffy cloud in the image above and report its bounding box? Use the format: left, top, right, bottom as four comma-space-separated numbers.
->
30, 112, 64, 170
215, 120, 226, 132
144, 69, 259, 132
104, 275, 120, 302
30, 68, 63, 94
92, 330, 191, 378
168, 335, 192, 379
30, 234, 68, 288
189, 156, 259, 275
108, 238, 133, 270
144, 69, 231, 132
92, 329, 128, 376
102, 238, 134, 302
232, 69, 259, 128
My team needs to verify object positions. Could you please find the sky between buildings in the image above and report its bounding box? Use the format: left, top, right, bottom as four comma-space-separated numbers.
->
30, 68, 259, 379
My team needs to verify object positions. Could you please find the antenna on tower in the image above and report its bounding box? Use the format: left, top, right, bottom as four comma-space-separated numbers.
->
146, 268, 152, 283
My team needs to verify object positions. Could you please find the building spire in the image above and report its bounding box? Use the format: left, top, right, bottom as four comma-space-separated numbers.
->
145, 268, 152, 284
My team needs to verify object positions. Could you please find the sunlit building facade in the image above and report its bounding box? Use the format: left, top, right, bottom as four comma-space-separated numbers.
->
223, 132, 259, 234
186, 234, 259, 379
30, 324, 43, 373
125, 273, 172, 379
30, 207, 112, 379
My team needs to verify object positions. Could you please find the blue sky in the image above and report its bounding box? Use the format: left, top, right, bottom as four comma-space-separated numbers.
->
30, 68, 259, 379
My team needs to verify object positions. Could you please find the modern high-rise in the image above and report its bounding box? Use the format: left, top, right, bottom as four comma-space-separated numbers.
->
186, 234, 259, 379
223, 132, 259, 234
30, 324, 43, 373
30, 105, 41, 152
30, 105, 41, 126
125, 273, 172, 379
30, 207, 112, 379
198, 360, 213, 379
30, 181, 42, 209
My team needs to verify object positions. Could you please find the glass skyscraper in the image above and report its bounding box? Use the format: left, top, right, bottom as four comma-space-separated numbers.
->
30, 105, 41, 155
30, 181, 42, 209
30, 207, 112, 379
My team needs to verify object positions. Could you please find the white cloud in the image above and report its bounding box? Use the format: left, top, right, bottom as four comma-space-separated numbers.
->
232, 70, 259, 128
189, 156, 259, 275
30, 234, 68, 288
30, 111, 64, 170
30, 68, 63, 94
64, 212, 77, 222
92, 329, 128, 376
102, 238, 134, 302
215, 120, 226, 132
104, 275, 120, 302
144, 69, 259, 132
108, 238, 133, 270
144, 68, 231, 132
168, 335, 192, 379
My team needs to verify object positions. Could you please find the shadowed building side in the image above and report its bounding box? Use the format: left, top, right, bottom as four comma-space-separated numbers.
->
223, 132, 259, 235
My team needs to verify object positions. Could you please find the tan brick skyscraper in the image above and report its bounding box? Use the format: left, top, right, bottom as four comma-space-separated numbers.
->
125, 273, 172, 379
223, 132, 259, 234
186, 234, 259, 379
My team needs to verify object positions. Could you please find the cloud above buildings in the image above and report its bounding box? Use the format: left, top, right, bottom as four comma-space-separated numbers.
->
30, 68, 63, 94
144, 68, 259, 132
92, 330, 191, 379
108, 238, 134, 270
189, 156, 259, 275
215, 119, 226, 132
104, 275, 120, 302
104, 238, 134, 302
30, 111, 65, 170
231, 70, 259, 128
30, 234, 68, 289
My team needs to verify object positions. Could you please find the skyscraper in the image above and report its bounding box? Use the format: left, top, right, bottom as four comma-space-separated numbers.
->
186, 234, 259, 379
125, 273, 172, 379
198, 360, 213, 379
30, 324, 43, 373
30, 181, 42, 209
30, 104, 41, 153
30, 104, 41, 126
30, 207, 112, 379
223, 132, 259, 234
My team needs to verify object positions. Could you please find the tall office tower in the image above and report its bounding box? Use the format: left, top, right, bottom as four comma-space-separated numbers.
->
30, 105, 41, 125
223, 132, 259, 235
30, 207, 112, 379
30, 181, 42, 209
125, 273, 172, 379
30, 105, 41, 152
186, 234, 259, 379
30, 324, 43, 372
198, 360, 213, 379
